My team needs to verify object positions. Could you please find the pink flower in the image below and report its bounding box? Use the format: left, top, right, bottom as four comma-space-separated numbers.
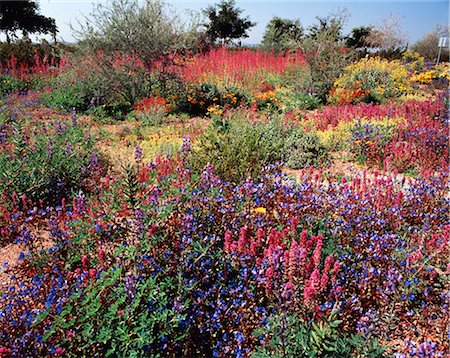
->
0, 346, 11, 357
224, 230, 232, 253
98, 249, 105, 264
89, 268, 97, 279
81, 255, 89, 269
54, 347, 65, 356
312, 236, 323, 267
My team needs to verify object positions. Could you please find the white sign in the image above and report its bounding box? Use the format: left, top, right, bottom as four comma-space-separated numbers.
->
438, 37, 447, 48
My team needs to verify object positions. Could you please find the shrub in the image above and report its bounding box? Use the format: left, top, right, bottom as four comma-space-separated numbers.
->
275, 88, 321, 110
191, 118, 327, 182
40, 83, 89, 112
329, 57, 412, 104
171, 83, 246, 116
0, 118, 100, 208
253, 311, 386, 357
0, 73, 29, 97
49, 53, 145, 117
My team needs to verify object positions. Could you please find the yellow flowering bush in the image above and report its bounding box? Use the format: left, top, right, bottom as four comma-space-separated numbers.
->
411, 63, 450, 84
329, 57, 412, 104
410, 70, 436, 84
401, 52, 425, 73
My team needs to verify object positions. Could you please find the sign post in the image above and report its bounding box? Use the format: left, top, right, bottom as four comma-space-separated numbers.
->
436, 37, 447, 65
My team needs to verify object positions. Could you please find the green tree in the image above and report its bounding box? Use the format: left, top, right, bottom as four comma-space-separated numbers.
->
203, 0, 256, 45
75, 0, 200, 71
346, 26, 373, 53
302, 11, 354, 91
63, 0, 202, 113
0, 0, 57, 43
262, 17, 303, 52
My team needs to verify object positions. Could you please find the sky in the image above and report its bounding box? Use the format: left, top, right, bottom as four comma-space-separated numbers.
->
17, 0, 450, 44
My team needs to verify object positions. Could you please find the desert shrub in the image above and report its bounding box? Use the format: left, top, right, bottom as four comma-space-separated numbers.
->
275, 88, 321, 110
172, 83, 247, 116
329, 57, 411, 104
0, 73, 30, 97
0, 119, 100, 208
49, 53, 145, 117
40, 83, 89, 112
253, 311, 386, 357
191, 118, 327, 182
300, 12, 355, 101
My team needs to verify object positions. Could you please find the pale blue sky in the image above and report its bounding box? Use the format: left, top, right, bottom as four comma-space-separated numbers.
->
31, 0, 450, 45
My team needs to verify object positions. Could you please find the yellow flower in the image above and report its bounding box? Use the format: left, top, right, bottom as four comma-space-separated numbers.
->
354, 140, 361, 145
253, 207, 267, 215
366, 141, 374, 146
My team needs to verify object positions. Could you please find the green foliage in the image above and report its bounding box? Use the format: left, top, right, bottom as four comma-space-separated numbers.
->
276, 89, 321, 110
302, 12, 355, 98
262, 17, 303, 52
0, 0, 57, 42
0, 119, 97, 207
253, 311, 386, 357
42, 249, 183, 357
60, 0, 201, 117
191, 118, 328, 182
40, 83, 89, 112
75, 0, 201, 69
0, 73, 29, 97
203, 0, 256, 45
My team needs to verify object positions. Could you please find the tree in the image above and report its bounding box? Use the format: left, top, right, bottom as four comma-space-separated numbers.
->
68, 0, 202, 109
75, 0, 201, 70
301, 10, 354, 89
411, 24, 449, 62
346, 26, 373, 53
366, 14, 408, 57
307, 14, 345, 43
0, 1, 57, 43
262, 17, 303, 52
203, 0, 255, 45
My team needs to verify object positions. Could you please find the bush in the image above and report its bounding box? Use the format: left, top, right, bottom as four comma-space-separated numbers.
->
40, 83, 89, 112
275, 88, 321, 110
0, 73, 29, 97
348, 120, 395, 165
253, 311, 386, 357
48, 53, 145, 117
329, 57, 411, 104
191, 118, 328, 182
0, 119, 100, 208
171, 83, 247, 116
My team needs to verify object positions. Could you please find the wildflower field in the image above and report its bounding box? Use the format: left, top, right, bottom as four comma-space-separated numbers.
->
0, 23, 449, 358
